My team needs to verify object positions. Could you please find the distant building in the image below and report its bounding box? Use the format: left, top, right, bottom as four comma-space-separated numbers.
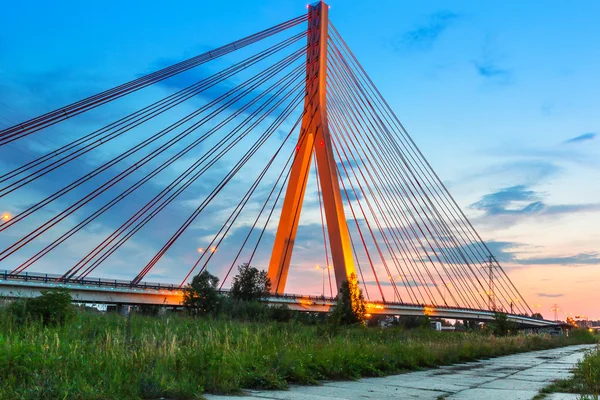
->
522, 323, 572, 336
575, 319, 592, 328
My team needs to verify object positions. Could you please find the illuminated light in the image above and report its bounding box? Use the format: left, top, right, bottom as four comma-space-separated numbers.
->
327, 265, 332, 270
197, 248, 204, 253
365, 313, 372, 318
1, 213, 10, 221
366, 303, 384, 310
316, 264, 321, 270
210, 246, 217, 253
320, 140, 324, 146
296, 145, 300, 152
298, 298, 313, 306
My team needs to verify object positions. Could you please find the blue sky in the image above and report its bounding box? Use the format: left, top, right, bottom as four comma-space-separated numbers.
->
1, 0, 599, 319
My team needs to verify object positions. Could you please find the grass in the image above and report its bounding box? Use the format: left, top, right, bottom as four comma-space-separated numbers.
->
0, 310, 596, 400
536, 344, 600, 400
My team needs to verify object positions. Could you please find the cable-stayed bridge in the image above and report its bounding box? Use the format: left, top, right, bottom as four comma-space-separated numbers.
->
0, 2, 551, 326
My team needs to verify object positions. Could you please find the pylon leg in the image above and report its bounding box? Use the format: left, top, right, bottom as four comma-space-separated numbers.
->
267, 1, 356, 295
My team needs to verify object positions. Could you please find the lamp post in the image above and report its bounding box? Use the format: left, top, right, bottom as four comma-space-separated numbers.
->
388, 275, 403, 303
316, 265, 331, 297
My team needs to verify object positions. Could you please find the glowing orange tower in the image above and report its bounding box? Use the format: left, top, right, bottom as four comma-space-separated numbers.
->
268, 1, 356, 294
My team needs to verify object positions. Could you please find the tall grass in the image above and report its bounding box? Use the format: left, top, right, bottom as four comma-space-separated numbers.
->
579, 345, 600, 399
0, 310, 595, 399
536, 343, 600, 399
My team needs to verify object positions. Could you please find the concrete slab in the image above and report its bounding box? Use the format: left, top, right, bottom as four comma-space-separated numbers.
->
544, 393, 583, 400
479, 378, 549, 391
447, 388, 539, 399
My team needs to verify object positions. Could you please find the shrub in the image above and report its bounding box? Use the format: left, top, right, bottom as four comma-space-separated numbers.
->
399, 315, 431, 330
7, 288, 74, 326
268, 305, 293, 322
218, 297, 268, 321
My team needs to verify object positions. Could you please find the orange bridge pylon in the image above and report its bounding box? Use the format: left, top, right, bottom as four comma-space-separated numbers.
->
268, 1, 356, 294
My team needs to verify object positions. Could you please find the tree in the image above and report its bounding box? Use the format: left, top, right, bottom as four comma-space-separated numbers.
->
531, 312, 544, 320
230, 263, 271, 302
463, 319, 482, 331
331, 273, 367, 325
183, 270, 221, 316
491, 312, 516, 336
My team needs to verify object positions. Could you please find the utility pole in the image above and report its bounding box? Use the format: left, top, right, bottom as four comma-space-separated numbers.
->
550, 304, 560, 321
486, 255, 496, 311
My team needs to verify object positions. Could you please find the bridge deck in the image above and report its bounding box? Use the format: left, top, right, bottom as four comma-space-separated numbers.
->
0, 271, 553, 327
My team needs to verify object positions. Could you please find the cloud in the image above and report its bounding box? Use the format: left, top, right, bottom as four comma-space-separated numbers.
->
537, 293, 564, 298
564, 132, 596, 144
473, 38, 513, 84
482, 241, 600, 268
518, 253, 600, 266
473, 62, 511, 80
453, 160, 561, 187
392, 11, 459, 51
470, 185, 600, 225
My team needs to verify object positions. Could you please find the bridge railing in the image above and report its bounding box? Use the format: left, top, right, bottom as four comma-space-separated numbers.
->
0, 270, 177, 291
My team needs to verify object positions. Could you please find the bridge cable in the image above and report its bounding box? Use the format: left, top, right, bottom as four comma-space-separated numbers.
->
131, 85, 306, 284
77, 76, 306, 281
0, 32, 306, 190
326, 28, 524, 312
0, 15, 308, 146
313, 151, 333, 297
329, 26, 530, 313
7, 53, 305, 273
180, 112, 305, 286
327, 56, 478, 308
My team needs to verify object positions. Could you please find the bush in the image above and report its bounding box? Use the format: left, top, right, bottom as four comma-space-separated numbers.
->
7, 288, 74, 326
218, 297, 269, 321
268, 305, 293, 322
399, 316, 431, 330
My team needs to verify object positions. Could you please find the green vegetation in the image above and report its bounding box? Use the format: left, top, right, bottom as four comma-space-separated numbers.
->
536, 343, 600, 399
182, 270, 221, 316
331, 273, 366, 326
5, 288, 75, 326
491, 312, 517, 336
0, 306, 597, 400
229, 263, 271, 302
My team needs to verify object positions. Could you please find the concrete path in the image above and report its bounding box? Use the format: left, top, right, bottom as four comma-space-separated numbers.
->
205, 344, 595, 400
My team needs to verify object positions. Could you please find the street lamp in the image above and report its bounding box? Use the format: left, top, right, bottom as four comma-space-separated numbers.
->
388, 275, 403, 302
316, 265, 331, 297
